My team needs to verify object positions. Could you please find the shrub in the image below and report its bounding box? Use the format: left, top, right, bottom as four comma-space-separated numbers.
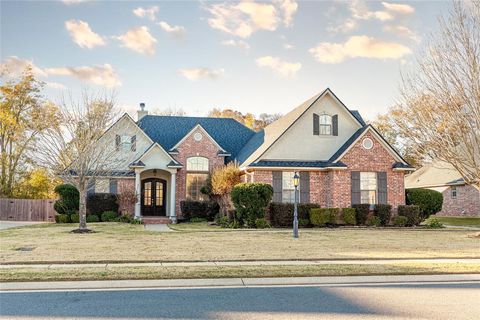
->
310, 208, 338, 227
180, 200, 219, 221
215, 214, 230, 228
342, 208, 356, 225
255, 218, 270, 229
87, 193, 119, 215
55, 214, 70, 223
298, 218, 310, 227
130, 219, 142, 225
268, 203, 320, 227
70, 213, 79, 223
204, 163, 242, 218
398, 205, 422, 226
374, 204, 392, 226
190, 217, 207, 223
352, 204, 370, 225
101, 211, 118, 222
393, 215, 408, 227
406, 188, 443, 220
86, 214, 100, 223
116, 189, 137, 216
425, 218, 444, 229
366, 215, 381, 227
116, 215, 133, 223
231, 183, 273, 227
53, 184, 79, 214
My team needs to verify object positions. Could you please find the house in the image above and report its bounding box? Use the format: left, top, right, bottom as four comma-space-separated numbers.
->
405, 161, 480, 216
93, 88, 414, 223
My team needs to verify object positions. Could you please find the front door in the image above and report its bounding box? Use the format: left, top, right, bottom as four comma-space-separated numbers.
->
141, 178, 167, 216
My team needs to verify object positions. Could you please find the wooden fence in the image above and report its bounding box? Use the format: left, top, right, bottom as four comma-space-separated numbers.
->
0, 198, 56, 222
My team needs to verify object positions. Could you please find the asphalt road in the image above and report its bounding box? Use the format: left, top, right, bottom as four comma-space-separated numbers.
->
1, 282, 479, 319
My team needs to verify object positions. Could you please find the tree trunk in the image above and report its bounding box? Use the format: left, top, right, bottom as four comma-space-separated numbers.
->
78, 182, 88, 230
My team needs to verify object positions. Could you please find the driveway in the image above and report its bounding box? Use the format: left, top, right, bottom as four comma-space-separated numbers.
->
0, 221, 45, 230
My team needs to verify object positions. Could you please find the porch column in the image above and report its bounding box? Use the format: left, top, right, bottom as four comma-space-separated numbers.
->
170, 171, 177, 224
134, 170, 141, 219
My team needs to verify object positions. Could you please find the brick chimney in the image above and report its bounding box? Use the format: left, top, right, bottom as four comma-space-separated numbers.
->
137, 102, 148, 121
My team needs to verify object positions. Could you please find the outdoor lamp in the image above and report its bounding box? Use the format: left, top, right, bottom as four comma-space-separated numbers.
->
293, 172, 300, 239
293, 172, 300, 187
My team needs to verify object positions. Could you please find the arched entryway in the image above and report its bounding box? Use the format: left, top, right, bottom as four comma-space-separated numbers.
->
141, 178, 167, 216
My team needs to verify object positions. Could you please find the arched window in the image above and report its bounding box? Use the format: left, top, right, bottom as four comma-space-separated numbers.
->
186, 157, 209, 201
319, 114, 332, 135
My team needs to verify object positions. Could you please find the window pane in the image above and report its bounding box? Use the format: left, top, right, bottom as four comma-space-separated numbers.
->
282, 172, 295, 189
186, 173, 208, 201
319, 115, 332, 125
186, 157, 209, 171
319, 125, 331, 135
144, 182, 151, 205
282, 190, 295, 203
120, 135, 131, 152
156, 183, 163, 206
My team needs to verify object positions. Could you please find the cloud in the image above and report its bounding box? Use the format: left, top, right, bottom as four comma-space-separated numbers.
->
157, 21, 185, 38
255, 55, 301, 78
384, 25, 420, 42
133, 6, 159, 21
62, 0, 92, 5
46, 81, 67, 89
309, 35, 412, 63
178, 68, 224, 81
349, 0, 393, 21
327, 18, 357, 33
205, 0, 297, 38
115, 26, 157, 55
65, 20, 105, 49
0, 56, 47, 77
382, 2, 415, 15
45, 64, 121, 88
221, 39, 250, 50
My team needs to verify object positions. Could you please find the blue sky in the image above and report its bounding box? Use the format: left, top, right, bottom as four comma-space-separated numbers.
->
1, 0, 450, 120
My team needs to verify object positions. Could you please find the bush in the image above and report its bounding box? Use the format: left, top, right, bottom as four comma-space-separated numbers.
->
70, 213, 79, 223
406, 188, 443, 220
116, 189, 137, 216
180, 200, 219, 221
86, 214, 100, 223
352, 204, 370, 225
116, 215, 133, 223
268, 203, 320, 227
53, 184, 79, 215
101, 211, 118, 222
393, 215, 408, 227
374, 204, 392, 226
366, 215, 381, 227
425, 218, 444, 229
298, 218, 310, 227
130, 219, 142, 225
342, 208, 356, 225
398, 205, 422, 226
55, 214, 70, 223
231, 183, 273, 227
87, 193, 119, 215
215, 214, 230, 228
310, 208, 338, 227
190, 217, 207, 223
255, 218, 270, 229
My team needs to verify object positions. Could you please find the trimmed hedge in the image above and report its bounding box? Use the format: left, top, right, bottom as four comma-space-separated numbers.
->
342, 208, 356, 225
231, 183, 273, 227
180, 200, 219, 221
352, 204, 370, 225
374, 204, 392, 226
86, 214, 100, 223
393, 215, 408, 227
268, 203, 320, 227
101, 211, 118, 222
366, 215, 381, 227
70, 213, 79, 223
55, 214, 70, 223
87, 193, 119, 215
255, 218, 270, 229
406, 188, 443, 220
310, 208, 338, 227
398, 205, 421, 226
53, 184, 79, 215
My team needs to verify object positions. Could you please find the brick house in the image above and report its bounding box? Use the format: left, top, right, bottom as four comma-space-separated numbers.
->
405, 161, 480, 216
92, 88, 414, 223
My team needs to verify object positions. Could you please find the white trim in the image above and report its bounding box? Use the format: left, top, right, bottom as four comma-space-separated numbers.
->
170, 124, 227, 152
393, 167, 415, 172
106, 113, 155, 145
132, 143, 179, 167
241, 166, 348, 171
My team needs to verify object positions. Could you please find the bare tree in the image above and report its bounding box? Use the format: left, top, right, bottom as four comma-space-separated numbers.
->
36, 92, 135, 231
151, 106, 186, 116
394, 1, 480, 189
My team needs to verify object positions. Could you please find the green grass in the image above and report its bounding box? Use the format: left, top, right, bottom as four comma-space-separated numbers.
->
425, 216, 480, 227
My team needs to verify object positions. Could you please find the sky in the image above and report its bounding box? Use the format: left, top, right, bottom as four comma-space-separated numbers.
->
1, 0, 451, 120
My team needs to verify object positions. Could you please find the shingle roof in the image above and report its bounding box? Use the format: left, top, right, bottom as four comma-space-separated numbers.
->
350, 110, 366, 126
328, 126, 370, 163
392, 162, 415, 169
249, 160, 347, 168
137, 115, 256, 160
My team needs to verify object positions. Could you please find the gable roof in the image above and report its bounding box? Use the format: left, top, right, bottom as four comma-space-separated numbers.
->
236, 88, 365, 167
405, 160, 464, 188
138, 115, 255, 161
130, 142, 182, 168
170, 124, 227, 152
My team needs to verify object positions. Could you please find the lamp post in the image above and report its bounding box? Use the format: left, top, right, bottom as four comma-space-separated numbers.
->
293, 172, 300, 239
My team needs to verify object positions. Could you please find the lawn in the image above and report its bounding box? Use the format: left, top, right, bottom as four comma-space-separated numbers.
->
425, 216, 480, 227
1, 223, 479, 264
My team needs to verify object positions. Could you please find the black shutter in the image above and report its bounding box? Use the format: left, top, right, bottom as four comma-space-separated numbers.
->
313, 113, 319, 135
109, 179, 118, 194
332, 114, 338, 136
131, 135, 136, 152
272, 171, 282, 202
351, 171, 360, 205
87, 179, 95, 196
115, 135, 120, 151
377, 172, 387, 204
300, 172, 310, 203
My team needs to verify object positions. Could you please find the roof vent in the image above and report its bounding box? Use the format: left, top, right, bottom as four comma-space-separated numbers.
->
137, 102, 148, 121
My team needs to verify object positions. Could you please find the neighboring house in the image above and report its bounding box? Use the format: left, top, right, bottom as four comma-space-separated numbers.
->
405, 161, 480, 216
93, 88, 413, 223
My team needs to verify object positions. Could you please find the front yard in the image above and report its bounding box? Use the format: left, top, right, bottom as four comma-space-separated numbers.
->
1, 223, 479, 264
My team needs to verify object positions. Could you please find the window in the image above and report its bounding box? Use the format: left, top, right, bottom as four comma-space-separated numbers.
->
144, 181, 152, 205
319, 114, 332, 135
116, 134, 136, 152
94, 179, 109, 193
451, 187, 457, 199
282, 172, 299, 203
186, 157, 209, 201
360, 172, 377, 205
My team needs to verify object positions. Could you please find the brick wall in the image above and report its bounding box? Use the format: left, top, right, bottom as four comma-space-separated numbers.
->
172, 129, 226, 216
438, 185, 480, 216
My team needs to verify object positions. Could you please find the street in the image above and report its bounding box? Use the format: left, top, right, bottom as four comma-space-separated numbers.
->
1, 281, 479, 319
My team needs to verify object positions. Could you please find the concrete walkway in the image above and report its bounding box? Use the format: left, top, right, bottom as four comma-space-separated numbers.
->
1, 274, 479, 292
2, 258, 479, 269
144, 224, 173, 232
